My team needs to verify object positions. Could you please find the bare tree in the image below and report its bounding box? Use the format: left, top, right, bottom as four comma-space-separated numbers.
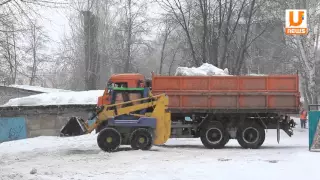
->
198, 0, 208, 63
82, 10, 100, 90
0, 23, 18, 84
24, 21, 49, 85
158, 15, 176, 74
156, 0, 199, 66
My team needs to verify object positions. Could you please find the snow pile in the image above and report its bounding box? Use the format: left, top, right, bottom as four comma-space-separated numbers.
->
175, 63, 229, 76
0, 133, 97, 154
9, 84, 71, 93
2, 90, 104, 107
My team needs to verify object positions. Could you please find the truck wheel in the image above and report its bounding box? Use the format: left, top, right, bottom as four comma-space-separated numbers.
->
200, 123, 228, 149
97, 128, 121, 152
236, 123, 265, 149
258, 129, 266, 147
130, 128, 153, 150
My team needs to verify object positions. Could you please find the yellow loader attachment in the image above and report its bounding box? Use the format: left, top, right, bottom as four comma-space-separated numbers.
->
60, 92, 171, 151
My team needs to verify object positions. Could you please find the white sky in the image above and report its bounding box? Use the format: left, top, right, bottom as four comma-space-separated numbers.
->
37, 6, 71, 53
36, 1, 164, 52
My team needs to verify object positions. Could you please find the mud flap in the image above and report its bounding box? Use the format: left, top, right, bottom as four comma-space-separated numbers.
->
60, 117, 88, 137
278, 116, 294, 142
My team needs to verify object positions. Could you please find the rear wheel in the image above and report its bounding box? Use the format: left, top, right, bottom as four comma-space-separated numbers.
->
97, 128, 121, 152
200, 122, 228, 149
236, 122, 265, 149
258, 129, 266, 147
130, 128, 153, 150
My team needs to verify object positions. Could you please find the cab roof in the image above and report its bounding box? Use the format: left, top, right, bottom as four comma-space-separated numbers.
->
112, 87, 145, 91
110, 73, 145, 80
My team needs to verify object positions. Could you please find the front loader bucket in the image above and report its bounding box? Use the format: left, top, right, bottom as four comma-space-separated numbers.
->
60, 117, 88, 137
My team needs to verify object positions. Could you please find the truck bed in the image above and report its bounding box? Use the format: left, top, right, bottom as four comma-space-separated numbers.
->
151, 74, 300, 114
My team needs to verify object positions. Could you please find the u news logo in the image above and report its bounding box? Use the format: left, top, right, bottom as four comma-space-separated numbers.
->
285, 9, 308, 35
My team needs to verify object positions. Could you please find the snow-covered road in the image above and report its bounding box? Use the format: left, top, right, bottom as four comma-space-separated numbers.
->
0, 122, 319, 180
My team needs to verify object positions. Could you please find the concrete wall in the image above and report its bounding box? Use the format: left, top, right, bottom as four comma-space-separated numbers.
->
26, 112, 90, 137
0, 86, 42, 105
0, 105, 96, 142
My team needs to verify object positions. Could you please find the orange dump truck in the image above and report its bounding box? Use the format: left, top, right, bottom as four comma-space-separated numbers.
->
98, 72, 300, 149
151, 73, 300, 149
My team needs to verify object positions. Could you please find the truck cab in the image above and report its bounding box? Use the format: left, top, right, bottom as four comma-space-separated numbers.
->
97, 73, 146, 106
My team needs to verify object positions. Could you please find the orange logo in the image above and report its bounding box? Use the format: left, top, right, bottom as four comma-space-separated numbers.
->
285, 9, 308, 35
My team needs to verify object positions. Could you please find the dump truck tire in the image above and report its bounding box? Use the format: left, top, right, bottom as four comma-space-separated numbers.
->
97, 128, 121, 152
257, 129, 266, 147
236, 122, 265, 149
200, 122, 228, 149
130, 128, 153, 150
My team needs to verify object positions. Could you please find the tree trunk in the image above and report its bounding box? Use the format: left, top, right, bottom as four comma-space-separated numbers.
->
235, 0, 256, 75
199, 0, 208, 63
208, 38, 218, 66
159, 29, 170, 74
30, 24, 37, 86
297, 36, 317, 104
219, 0, 233, 68
168, 49, 178, 75
124, 0, 132, 73
83, 10, 99, 90
12, 27, 17, 84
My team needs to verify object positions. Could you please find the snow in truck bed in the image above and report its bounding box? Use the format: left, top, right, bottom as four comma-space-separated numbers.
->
175, 63, 230, 76
0, 118, 318, 180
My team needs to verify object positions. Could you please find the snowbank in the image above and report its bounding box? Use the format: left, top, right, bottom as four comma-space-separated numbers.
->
175, 63, 229, 76
2, 90, 104, 107
0, 119, 319, 180
9, 84, 71, 93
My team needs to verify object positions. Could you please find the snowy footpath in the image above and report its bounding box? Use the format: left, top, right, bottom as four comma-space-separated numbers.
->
0, 120, 319, 180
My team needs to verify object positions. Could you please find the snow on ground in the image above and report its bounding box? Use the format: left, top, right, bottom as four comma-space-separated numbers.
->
175, 63, 230, 76
2, 90, 104, 107
0, 118, 318, 180
8, 84, 71, 93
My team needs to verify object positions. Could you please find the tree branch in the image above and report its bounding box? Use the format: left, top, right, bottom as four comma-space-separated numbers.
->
0, 0, 13, 6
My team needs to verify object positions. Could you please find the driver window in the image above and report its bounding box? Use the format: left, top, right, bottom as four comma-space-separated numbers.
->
129, 93, 142, 105
114, 92, 142, 107
115, 93, 124, 104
